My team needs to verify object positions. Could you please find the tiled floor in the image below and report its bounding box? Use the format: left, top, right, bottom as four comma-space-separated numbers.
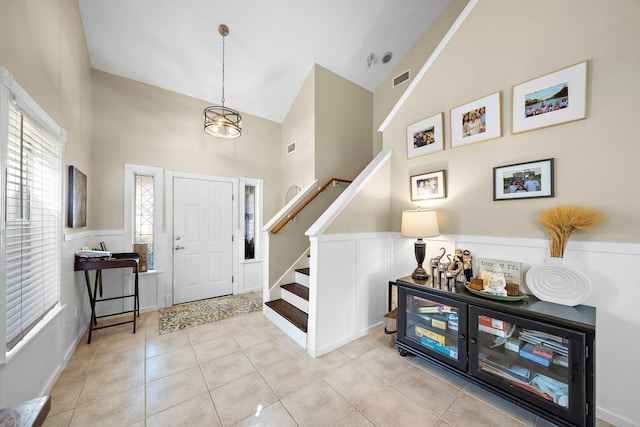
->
43, 310, 607, 427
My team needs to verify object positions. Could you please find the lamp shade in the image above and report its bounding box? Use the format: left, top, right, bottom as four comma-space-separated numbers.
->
401, 209, 439, 238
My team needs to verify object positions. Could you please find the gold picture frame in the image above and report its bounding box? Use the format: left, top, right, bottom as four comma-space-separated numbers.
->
511, 60, 587, 134
406, 112, 444, 159
450, 91, 502, 148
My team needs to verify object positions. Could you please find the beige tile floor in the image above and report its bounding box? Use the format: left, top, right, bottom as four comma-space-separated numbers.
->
43, 310, 610, 427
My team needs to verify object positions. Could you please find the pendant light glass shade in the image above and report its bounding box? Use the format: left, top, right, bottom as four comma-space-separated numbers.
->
203, 24, 242, 139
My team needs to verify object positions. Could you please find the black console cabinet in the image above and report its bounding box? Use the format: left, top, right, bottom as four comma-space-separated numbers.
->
395, 276, 595, 427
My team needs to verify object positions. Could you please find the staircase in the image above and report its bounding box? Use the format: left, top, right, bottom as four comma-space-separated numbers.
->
264, 268, 310, 348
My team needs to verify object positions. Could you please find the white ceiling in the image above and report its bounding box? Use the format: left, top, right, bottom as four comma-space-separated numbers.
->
78, 0, 449, 123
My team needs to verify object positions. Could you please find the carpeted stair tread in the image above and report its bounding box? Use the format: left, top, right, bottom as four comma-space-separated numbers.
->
295, 267, 310, 276
281, 283, 309, 301
265, 299, 308, 332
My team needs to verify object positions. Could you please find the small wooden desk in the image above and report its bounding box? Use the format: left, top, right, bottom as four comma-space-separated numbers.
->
74, 252, 140, 344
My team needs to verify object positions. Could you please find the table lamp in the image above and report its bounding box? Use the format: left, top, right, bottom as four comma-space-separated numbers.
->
401, 209, 440, 280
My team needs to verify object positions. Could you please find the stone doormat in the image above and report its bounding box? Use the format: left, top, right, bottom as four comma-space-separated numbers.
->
158, 292, 262, 334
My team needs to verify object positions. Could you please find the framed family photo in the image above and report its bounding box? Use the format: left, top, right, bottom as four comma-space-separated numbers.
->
407, 113, 444, 159
512, 60, 587, 134
410, 170, 446, 201
450, 92, 501, 148
493, 158, 554, 201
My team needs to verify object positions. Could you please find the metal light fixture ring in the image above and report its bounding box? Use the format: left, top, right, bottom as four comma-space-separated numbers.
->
203, 24, 242, 139
203, 105, 242, 138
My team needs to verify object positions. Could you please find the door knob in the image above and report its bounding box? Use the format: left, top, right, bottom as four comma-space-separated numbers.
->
174, 245, 185, 250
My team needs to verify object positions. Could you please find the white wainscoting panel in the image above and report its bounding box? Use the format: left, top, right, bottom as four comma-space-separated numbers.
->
310, 233, 390, 357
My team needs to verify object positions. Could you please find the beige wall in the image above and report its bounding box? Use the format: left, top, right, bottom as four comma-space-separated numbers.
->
384, 0, 640, 244
91, 70, 282, 229
281, 66, 316, 199
281, 64, 374, 200
0, 0, 94, 407
326, 159, 391, 234
272, 64, 375, 282
372, 0, 469, 154
314, 64, 373, 183
0, 0, 93, 230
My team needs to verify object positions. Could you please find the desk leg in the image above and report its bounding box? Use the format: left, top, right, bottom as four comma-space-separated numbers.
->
84, 270, 97, 344
133, 268, 139, 333
135, 269, 140, 317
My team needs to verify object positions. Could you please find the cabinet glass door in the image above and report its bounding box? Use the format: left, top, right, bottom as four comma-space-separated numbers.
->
402, 291, 467, 370
469, 307, 586, 426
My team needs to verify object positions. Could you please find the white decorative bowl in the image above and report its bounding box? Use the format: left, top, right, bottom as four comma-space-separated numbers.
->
525, 257, 592, 306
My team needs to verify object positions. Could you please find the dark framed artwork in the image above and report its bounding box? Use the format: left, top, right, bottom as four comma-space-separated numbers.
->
68, 165, 87, 227
410, 170, 446, 201
493, 158, 554, 201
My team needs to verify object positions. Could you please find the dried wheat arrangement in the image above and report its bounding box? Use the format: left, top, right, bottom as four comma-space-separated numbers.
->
538, 206, 606, 258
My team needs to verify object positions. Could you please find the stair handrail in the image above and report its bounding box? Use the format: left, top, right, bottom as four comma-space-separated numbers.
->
306, 148, 392, 237
271, 177, 352, 234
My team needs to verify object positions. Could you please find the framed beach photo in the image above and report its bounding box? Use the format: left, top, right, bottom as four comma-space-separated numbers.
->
450, 92, 501, 148
410, 170, 446, 201
493, 158, 554, 201
407, 113, 444, 159
512, 60, 587, 134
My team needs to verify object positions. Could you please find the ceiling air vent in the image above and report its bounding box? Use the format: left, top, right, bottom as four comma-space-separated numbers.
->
392, 70, 410, 88
286, 141, 296, 155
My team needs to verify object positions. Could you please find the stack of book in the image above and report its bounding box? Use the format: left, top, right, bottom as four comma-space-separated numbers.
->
477, 315, 508, 337
447, 313, 459, 331
519, 330, 569, 355
518, 329, 569, 367
519, 343, 551, 367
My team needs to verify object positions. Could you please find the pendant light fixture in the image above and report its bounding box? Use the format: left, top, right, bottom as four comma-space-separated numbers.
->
203, 24, 242, 139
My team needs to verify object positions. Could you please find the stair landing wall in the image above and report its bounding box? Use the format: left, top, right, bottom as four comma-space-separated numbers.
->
307, 233, 395, 358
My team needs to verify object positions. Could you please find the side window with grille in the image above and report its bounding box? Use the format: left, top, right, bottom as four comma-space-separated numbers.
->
135, 174, 155, 270
124, 164, 162, 273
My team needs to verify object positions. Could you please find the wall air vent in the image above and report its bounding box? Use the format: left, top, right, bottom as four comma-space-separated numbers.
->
286, 141, 296, 155
392, 70, 410, 88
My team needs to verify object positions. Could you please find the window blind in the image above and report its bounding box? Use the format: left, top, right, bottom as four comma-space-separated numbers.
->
5, 104, 61, 349
1, 66, 65, 354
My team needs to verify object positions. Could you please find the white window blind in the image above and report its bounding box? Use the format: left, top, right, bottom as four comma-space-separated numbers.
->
1, 66, 66, 354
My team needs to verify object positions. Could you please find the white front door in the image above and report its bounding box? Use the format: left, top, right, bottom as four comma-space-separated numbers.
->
173, 177, 233, 304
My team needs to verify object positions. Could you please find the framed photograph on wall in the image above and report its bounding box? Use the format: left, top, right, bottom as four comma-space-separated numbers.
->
68, 165, 87, 227
450, 91, 501, 148
410, 170, 446, 201
493, 158, 554, 201
406, 112, 444, 159
512, 60, 587, 134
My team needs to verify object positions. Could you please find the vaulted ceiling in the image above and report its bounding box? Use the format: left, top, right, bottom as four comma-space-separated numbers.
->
78, 0, 449, 123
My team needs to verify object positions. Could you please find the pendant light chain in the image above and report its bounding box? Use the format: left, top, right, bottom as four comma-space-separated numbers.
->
220, 33, 225, 106
203, 23, 242, 138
